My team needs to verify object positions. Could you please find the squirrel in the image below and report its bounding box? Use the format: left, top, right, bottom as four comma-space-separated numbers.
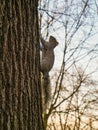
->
40, 36, 59, 108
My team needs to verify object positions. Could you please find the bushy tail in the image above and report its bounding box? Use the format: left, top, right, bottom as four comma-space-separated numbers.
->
42, 75, 51, 108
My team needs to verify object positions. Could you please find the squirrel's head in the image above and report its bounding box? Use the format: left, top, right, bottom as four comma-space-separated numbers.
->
49, 36, 59, 48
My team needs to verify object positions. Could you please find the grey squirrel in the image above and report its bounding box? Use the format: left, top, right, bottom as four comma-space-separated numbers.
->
40, 36, 58, 107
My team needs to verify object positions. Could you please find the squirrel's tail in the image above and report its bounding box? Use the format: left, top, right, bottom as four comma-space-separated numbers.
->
42, 75, 51, 108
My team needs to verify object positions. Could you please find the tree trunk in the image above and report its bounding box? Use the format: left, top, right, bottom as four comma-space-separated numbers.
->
0, 0, 44, 130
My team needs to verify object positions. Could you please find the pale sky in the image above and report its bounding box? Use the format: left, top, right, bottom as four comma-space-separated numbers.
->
39, 0, 98, 79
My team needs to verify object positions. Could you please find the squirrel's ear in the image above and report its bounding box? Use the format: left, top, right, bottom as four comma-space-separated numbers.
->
49, 36, 58, 46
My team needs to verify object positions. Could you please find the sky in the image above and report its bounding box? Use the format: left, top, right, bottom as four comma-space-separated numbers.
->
39, 0, 98, 77
39, 0, 98, 128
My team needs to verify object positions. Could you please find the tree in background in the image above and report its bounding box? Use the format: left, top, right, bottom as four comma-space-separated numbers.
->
39, 0, 98, 129
0, 1, 44, 130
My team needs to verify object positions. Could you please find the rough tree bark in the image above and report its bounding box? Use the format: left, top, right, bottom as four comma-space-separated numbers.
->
0, 0, 44, 130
